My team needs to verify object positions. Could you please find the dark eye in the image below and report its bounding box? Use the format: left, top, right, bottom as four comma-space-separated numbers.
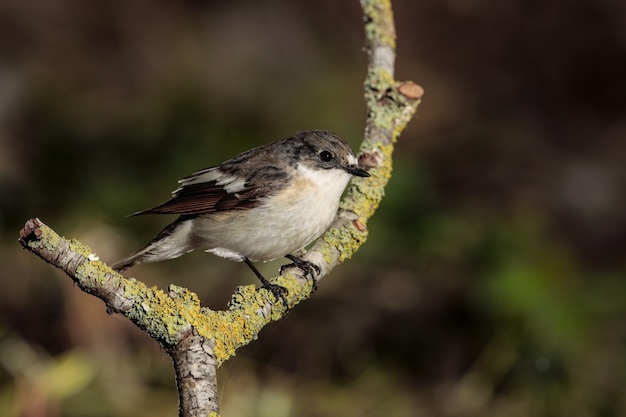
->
319, 150, 334, 162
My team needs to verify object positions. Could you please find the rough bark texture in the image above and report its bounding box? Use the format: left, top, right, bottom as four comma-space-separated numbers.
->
169, 329, 219, 417
18, 1, 422, 416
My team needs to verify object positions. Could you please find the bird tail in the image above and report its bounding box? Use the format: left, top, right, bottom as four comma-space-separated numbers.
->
110, 246, 153, 272
110, 217, 195, 272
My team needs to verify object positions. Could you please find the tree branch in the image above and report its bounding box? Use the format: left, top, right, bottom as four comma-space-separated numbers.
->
18, 1, 422, 416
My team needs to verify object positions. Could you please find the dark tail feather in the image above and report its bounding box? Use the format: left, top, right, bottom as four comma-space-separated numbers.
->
110, 217, 195, 272
110, 247, 152, 272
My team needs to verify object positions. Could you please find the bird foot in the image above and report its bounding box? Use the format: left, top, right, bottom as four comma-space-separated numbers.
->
262, 282, 289, 308
281, 255, 321, 292
243, 257, 289, 309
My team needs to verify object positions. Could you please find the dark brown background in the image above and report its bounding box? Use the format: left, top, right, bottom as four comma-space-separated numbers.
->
1, 0, 624, 415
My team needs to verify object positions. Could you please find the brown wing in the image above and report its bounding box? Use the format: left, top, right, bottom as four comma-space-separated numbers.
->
131, 165, 290, 216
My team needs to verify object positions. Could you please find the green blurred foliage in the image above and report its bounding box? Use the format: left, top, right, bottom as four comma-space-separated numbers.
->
1, 0, 625, 416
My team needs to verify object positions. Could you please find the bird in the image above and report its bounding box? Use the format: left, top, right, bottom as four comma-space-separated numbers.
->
110, 130, 370, 305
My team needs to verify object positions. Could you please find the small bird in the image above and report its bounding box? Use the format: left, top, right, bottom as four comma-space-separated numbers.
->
111, 130, 369, 304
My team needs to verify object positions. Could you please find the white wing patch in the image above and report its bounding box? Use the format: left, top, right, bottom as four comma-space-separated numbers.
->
216, 176, 247, 193
179, 168, 221, 186
172, 168, 247, 195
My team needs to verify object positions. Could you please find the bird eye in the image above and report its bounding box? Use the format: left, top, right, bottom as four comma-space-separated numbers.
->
319, 150, 334, 162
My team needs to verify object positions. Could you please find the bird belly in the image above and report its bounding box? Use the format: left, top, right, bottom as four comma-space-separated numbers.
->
193, 168, 351, 262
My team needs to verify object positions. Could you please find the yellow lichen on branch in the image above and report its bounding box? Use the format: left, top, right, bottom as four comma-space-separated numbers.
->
18, 1, 425, 415
361, 0, 396, 50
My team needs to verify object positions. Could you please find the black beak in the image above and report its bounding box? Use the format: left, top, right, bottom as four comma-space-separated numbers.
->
344, 165, 370, 177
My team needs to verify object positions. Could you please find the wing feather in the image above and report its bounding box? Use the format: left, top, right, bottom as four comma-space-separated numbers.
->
132, 164, 290, 216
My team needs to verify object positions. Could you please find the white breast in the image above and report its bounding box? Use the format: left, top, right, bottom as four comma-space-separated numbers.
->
196, 165, 352, 262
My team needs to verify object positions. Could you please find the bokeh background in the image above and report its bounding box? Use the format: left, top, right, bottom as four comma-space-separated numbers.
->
1, 0, 625, 416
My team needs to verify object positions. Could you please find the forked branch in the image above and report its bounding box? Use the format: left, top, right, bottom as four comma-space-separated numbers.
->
18, 1, 422, 416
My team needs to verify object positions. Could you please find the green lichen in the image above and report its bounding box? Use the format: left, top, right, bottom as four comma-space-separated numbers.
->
190, 271, 318, 365
343, 143, 394, 215
363, 69, 421, 140
318, 237, 337, 266
322, 225, 369, 265
362, 0, 396, 49
364, 73, 399, 132
200, 310, 246, 363
123, 287, 180, 346
199, 287, 276, 364
31, 223, 63, 251
21, 0, 424, 403
389, 88, 422, 138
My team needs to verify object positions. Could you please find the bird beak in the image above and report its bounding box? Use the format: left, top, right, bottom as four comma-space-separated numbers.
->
344, 165, 370, 177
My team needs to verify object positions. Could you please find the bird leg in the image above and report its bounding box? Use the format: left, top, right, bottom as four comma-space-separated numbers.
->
243, 257, 288, 308
281, 254, 321, 292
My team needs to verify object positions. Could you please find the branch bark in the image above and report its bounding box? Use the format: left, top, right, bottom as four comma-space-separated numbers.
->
17, 1, 422, 416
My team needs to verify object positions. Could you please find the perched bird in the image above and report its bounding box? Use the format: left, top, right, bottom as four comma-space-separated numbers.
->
111, 130, 369, 304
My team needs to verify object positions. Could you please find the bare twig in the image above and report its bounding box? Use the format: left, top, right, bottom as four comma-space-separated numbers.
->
18, 1, 422, 416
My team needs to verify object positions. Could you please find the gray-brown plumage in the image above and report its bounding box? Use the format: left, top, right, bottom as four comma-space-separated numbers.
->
111, 130, 369, 298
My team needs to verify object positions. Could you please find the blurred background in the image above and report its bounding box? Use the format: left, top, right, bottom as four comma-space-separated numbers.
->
1, 0, 625, 416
